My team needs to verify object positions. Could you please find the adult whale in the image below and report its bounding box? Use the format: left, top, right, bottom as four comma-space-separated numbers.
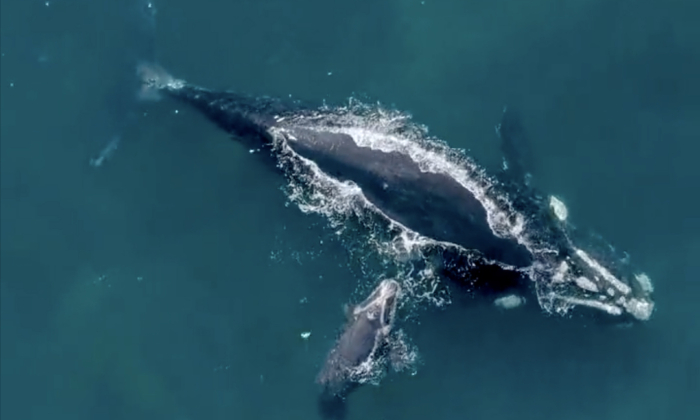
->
138, 63, 655, 323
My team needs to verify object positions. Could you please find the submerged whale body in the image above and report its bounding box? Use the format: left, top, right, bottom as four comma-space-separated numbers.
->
316, 279, 402, 420
139, 64, 655, 323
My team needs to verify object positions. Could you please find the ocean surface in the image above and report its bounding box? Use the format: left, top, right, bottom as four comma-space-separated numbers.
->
1, 1, 698, 419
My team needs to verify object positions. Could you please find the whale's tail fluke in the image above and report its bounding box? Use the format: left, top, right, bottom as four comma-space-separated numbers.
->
134, 64, 286, 149
136, 61, 178, 101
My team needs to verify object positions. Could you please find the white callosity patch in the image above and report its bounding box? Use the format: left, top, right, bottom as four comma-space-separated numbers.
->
574, 276, 599, 293
556, 295, 624, 316
623, 298, 655, 322
540, 246, 654, 320
574, 249, 632, 295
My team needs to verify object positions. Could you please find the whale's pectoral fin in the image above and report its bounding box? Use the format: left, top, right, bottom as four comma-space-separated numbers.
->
495, 106, 535, 187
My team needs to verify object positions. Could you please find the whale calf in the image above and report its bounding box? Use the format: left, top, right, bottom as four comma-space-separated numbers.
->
138, 63, 655, 323
316, 279, 402, 420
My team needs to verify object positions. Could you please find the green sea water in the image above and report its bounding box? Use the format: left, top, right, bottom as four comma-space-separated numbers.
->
1, 1, 698, 419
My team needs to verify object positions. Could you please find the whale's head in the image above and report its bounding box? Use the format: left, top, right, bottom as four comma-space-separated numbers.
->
350, 279, 400, 334
533, 195, 655, 323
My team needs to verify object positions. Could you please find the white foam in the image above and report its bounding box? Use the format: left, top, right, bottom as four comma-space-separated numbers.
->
262, 100, 651, 320
634, 272, 654, 294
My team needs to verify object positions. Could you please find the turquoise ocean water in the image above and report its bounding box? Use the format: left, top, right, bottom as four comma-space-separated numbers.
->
1, 1, 698, 419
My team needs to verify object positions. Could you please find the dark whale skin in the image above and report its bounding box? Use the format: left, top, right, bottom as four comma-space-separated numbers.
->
283, 127, 533, 268
156, 84, 533, 268
316, 280, 400, 420
139, 64, 656, 323
143, 71, 533, 293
